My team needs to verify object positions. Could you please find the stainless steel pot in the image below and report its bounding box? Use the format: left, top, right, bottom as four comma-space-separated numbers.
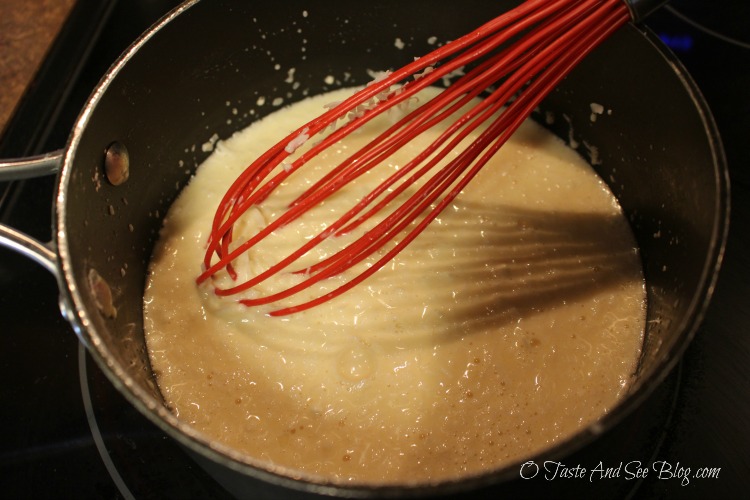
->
0, 0, 729, 496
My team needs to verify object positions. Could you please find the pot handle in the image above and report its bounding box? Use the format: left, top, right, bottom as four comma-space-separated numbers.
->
0, 150, 63, 278
0, 150, 63, 181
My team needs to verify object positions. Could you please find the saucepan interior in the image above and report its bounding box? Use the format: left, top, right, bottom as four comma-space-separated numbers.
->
55, 0, 727, 496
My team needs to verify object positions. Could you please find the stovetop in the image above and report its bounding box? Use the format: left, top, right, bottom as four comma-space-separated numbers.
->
1, 1, 748, 498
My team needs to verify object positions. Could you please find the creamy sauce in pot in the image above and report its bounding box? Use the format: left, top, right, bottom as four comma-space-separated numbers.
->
144, 87, 645, 485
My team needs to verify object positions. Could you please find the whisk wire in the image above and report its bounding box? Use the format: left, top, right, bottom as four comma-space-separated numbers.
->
198, 0, 633, 315
202, 0, 579, 268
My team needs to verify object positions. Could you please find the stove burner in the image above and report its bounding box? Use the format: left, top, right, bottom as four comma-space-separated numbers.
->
665, 0, 750, 48
665, 6, 750, 49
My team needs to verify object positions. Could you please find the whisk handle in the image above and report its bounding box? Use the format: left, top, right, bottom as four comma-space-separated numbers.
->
624, 0, 669, 22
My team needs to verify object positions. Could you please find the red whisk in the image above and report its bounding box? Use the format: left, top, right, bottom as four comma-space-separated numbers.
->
196, 0, 666, 316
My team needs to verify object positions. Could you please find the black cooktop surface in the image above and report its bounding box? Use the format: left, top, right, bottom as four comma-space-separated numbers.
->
1, 1, 748, 498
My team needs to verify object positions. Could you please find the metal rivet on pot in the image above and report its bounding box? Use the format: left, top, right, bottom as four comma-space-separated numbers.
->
88, 268, 117, 319
104, 141, 130, 186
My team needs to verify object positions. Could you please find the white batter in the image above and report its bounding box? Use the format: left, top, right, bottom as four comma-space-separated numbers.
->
144, 87, 645, 485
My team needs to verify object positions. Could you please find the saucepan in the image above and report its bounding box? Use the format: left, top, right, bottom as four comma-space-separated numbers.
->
0, 0, 729, 496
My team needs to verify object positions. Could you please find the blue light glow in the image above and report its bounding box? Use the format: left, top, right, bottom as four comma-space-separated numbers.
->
658, 33, 695, 52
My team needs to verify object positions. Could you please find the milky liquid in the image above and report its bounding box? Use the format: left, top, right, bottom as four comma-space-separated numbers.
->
144, 87, 645, 485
